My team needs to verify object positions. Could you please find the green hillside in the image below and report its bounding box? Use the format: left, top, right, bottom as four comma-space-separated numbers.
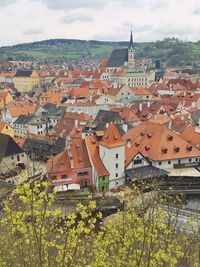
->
0, 38, 200, 67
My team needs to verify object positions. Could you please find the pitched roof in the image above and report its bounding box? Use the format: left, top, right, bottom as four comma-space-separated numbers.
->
117, 108, 140, 123
149, 114, 170, 125
123, 121, 200, 166
47, 139, 90, 173
107, 48, 128, 68
70, 139, 91, 169
15, 70, 33, 77
85, 135, 109, 176
180, 125, 200, 146
0, 122, 6, 132
0, 133, 23, 160
191, 110, 200, 125
134, 87, 153, 96
94, 110, 122, 131
14, 115, 31, 125
100, 123, 125, 148
47, 149, 71, 173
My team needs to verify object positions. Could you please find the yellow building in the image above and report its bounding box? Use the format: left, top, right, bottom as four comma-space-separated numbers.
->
0, 91, 13, 109
13, 70, 40, 93
0, 122, 14, 137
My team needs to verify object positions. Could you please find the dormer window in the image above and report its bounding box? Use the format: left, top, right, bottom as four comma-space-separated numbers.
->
174, 146, 180, 152
167, 134, 173, 141
140, 131, 145, 136
161, 147, 168, 153
186, 144, 193, 151
145, 146, 150, 151
135, 142, 140, 147
114, 135, 118, 140
127, 139, 132, 148
147, 133, 152, 138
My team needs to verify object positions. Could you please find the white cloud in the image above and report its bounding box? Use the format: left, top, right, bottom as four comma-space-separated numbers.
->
0, 0, 18, 6
60, 14, 93, 24
23, 27, 45, 35
0, 0, 199, 46
41, 0, 107, 10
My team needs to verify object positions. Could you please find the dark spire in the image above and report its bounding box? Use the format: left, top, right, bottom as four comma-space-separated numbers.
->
128, 30, 134, 49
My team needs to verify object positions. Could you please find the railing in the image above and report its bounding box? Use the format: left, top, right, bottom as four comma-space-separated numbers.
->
174, 162, 200, 168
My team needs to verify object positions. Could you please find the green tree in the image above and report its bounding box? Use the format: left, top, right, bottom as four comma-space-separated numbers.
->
0, 178, 199, 266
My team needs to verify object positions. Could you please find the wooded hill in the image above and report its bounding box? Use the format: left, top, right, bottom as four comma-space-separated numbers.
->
0, 37, 200, 67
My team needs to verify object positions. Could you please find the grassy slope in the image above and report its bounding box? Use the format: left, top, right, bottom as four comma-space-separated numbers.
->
0, 38, 200, 66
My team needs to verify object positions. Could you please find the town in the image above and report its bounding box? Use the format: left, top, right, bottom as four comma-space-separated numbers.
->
0, 31, 200, 204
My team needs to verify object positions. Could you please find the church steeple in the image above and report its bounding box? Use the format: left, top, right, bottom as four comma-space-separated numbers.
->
128, 30, 135, 68
128, 30, 134, 49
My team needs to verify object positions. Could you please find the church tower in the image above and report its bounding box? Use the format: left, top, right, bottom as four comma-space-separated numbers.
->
128, 30, 135, 68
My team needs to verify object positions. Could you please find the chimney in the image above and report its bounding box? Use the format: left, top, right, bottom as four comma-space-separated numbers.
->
139, 103, 142, 112
168, 120, 172, 129
122, 123, 128, 132
75, 119, 78, 126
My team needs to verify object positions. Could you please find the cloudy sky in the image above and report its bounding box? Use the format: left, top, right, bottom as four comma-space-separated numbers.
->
0, 0, 200, 46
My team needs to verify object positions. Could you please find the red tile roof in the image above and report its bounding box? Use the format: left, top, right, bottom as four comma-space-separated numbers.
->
100, 123, 124, 148
85, 135, 109, 176
123, 121, 200, 166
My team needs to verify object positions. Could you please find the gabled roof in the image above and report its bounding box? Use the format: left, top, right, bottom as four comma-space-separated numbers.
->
117, 107, 140, 123
0, 133, 23, 160
85, 135, 109, 177
14, 115, 31, 125
180, 125, 200, 146
123, 121, 200, 166
47, 139, 91, 173
94, 110, 123, 131
191, 110, 200, 125
134, 87, 153, 96
107, 48, 128, 68
42, 103, 66, 118
0, 122, 6, 132
47, 149, 71, 173
100, 123, 125, 148
15, 70, 33, 77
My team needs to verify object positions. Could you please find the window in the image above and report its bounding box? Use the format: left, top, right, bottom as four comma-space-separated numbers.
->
158, 161, 162, 165
102, 176, 105, 181
61, 174, 68, 179
134, 159, 142, 165
116, 163, 118, 168
17, 155, 20, 161
196, 158, 198, 162
189, 158, 192, 162
115, 173, 118, 178
11, 156, 14, 160
178, 159, 181, 164
168, 161, 171, 164
116, 154, 118, 159
78, 171, 88, 177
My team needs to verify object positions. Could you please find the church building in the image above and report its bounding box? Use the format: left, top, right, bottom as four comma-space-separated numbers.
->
106, 31, 155, 88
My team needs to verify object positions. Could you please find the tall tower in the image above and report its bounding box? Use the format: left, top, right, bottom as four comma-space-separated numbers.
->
128, 30, 135, 68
